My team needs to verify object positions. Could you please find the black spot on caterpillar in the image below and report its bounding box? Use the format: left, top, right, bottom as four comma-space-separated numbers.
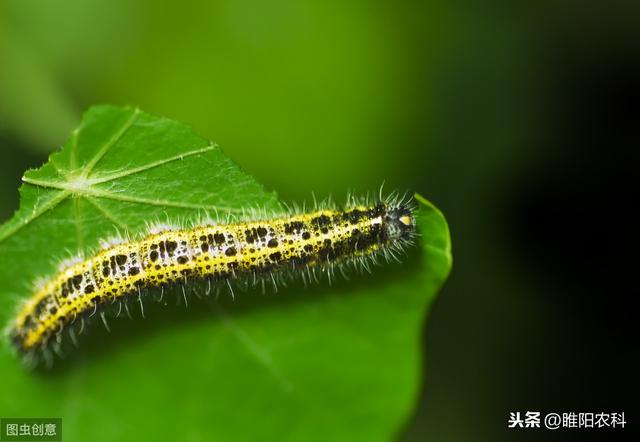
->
6, 193, 417, 367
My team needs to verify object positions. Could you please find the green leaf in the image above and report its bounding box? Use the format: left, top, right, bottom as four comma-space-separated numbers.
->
0, 106, 451, 442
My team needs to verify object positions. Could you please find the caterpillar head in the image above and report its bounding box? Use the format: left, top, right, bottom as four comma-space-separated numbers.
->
383, 202, 416, 241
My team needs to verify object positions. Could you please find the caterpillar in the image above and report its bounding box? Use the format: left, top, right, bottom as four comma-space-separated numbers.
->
6, 193, 417, 366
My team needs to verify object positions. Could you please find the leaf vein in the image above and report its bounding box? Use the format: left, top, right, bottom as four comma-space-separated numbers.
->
21, 176, 245, 213
69, 129, 79, 171
214, 306, 293, 393
87, 142, 217, 185
84, 197, 130, 231
87, 187, 243, 213
0, 190, 70, 243
73, 197, 85, 250
80, 108, 140, 178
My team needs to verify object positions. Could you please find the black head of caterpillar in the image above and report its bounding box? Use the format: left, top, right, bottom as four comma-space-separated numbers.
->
382, 203, 415, 242
6, 193, 419, 367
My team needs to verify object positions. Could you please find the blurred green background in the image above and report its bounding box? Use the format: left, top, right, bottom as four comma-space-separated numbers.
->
1, 0, 636, 440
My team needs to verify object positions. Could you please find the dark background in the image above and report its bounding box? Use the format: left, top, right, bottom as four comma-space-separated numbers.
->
405, 6, 638, 439
1, 1, 637, 440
